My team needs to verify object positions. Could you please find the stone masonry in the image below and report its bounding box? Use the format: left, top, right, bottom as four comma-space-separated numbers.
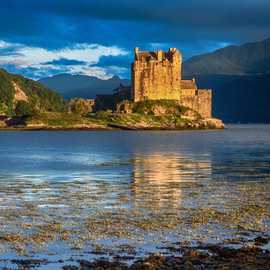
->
131, 48, 212, 118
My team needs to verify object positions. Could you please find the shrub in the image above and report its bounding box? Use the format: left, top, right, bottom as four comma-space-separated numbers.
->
69, 98, 94, 115
132, 100, 187, 115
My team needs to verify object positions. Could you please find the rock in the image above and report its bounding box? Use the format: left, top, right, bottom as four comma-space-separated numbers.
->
0, 120, 7, 128
203, 118, 225, 129
79, 259, 128, 270
26, 123, 47, 128
63, 266, 79, 270
60, 246, 270, 270
254, 236, 269, 246
130, 254, 166, 270
183, 260, 196, 270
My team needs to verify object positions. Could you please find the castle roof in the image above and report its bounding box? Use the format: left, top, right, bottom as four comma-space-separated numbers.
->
180, 80, 197, 89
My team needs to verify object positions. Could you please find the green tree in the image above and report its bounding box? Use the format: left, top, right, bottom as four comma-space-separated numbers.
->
15, 101, 33, 117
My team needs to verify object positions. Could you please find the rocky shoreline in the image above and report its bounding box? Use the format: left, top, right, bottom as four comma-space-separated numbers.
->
66, 246, 270, 270
0, 126, 224, 131
3, 242, 269, 270
0, 117, 225, 131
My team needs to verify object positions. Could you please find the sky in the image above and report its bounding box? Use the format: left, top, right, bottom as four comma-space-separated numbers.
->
0, 0, 269, 80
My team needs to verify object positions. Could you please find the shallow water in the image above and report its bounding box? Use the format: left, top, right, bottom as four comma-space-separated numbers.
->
0, 125, 270, 269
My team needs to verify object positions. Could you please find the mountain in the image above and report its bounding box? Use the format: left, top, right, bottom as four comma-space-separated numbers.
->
0, 69, 66, 116
39, 74, 130, 99
183, 38, 270, 123
183, 37, 270, 76
194, 74, 270, 123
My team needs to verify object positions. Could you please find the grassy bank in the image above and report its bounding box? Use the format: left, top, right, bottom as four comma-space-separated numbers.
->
0, 111, 224, 130
0, 100, 224, 130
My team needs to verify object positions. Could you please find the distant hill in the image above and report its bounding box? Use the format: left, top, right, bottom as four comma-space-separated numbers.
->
183, 38, 270, 123
194, 74, 270, 123
0, 69, 66, 116
39, 74, 130, 99
183, 37, 270, 76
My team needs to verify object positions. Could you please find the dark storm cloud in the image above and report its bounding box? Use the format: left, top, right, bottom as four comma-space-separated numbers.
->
7, 0, 270, 27
0, 0, 270, 78
1, 0, 270, 47
96, 54, 132, 69
43, 58, 87, 66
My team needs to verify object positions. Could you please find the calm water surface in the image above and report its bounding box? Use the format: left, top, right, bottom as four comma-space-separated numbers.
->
0, 125, 270, 268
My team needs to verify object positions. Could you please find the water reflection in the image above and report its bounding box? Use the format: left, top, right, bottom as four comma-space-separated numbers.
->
130, 152, 212, 212
0, 127, 270, 264
131, 153, 183, 211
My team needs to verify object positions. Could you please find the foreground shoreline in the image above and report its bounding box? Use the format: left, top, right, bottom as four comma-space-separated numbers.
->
2, 243, 269, 270
0, 123, 225, 131
66, 245, 270, 270
0, 127, 225, 131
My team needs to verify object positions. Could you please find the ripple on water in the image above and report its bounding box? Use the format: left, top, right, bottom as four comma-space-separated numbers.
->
0, 126, 269, 267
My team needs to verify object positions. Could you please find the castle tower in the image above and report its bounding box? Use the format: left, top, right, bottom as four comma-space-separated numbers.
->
131, 48, 182, 102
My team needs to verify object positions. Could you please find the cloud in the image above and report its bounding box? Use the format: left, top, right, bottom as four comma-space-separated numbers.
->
0, 40, 129, 79
97, 54, 132, 69
0, 43, 127, 67
4, 0, 270, 27
0, 41, 10, 48
43, 58, 87, 66
0, 1, 270, 78
1, 1, 270, 49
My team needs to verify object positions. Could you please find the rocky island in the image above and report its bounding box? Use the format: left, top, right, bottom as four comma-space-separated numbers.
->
0, 48, 224, 130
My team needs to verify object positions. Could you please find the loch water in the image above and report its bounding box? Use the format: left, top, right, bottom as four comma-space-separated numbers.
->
0, 125, 270, 269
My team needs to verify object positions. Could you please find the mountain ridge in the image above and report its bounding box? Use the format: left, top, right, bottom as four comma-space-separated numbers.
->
39, 74, 130, 99
182, 37, 270, 123
183, 37, 270, 76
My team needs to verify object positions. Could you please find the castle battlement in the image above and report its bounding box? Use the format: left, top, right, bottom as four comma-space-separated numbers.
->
134, 47, 181, 63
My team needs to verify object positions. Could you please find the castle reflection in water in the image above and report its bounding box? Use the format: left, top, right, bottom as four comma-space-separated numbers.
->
129, 152, 212, 212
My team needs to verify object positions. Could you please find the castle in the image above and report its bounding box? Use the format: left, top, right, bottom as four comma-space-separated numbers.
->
96, 47, 212, 119
131, 47, 212, 118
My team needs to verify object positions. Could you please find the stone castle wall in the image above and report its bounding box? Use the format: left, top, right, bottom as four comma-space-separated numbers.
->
179, 90, 212, 118
130, 47, 213, 119
180, 89, 197, 96
131, 48, 182, 102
